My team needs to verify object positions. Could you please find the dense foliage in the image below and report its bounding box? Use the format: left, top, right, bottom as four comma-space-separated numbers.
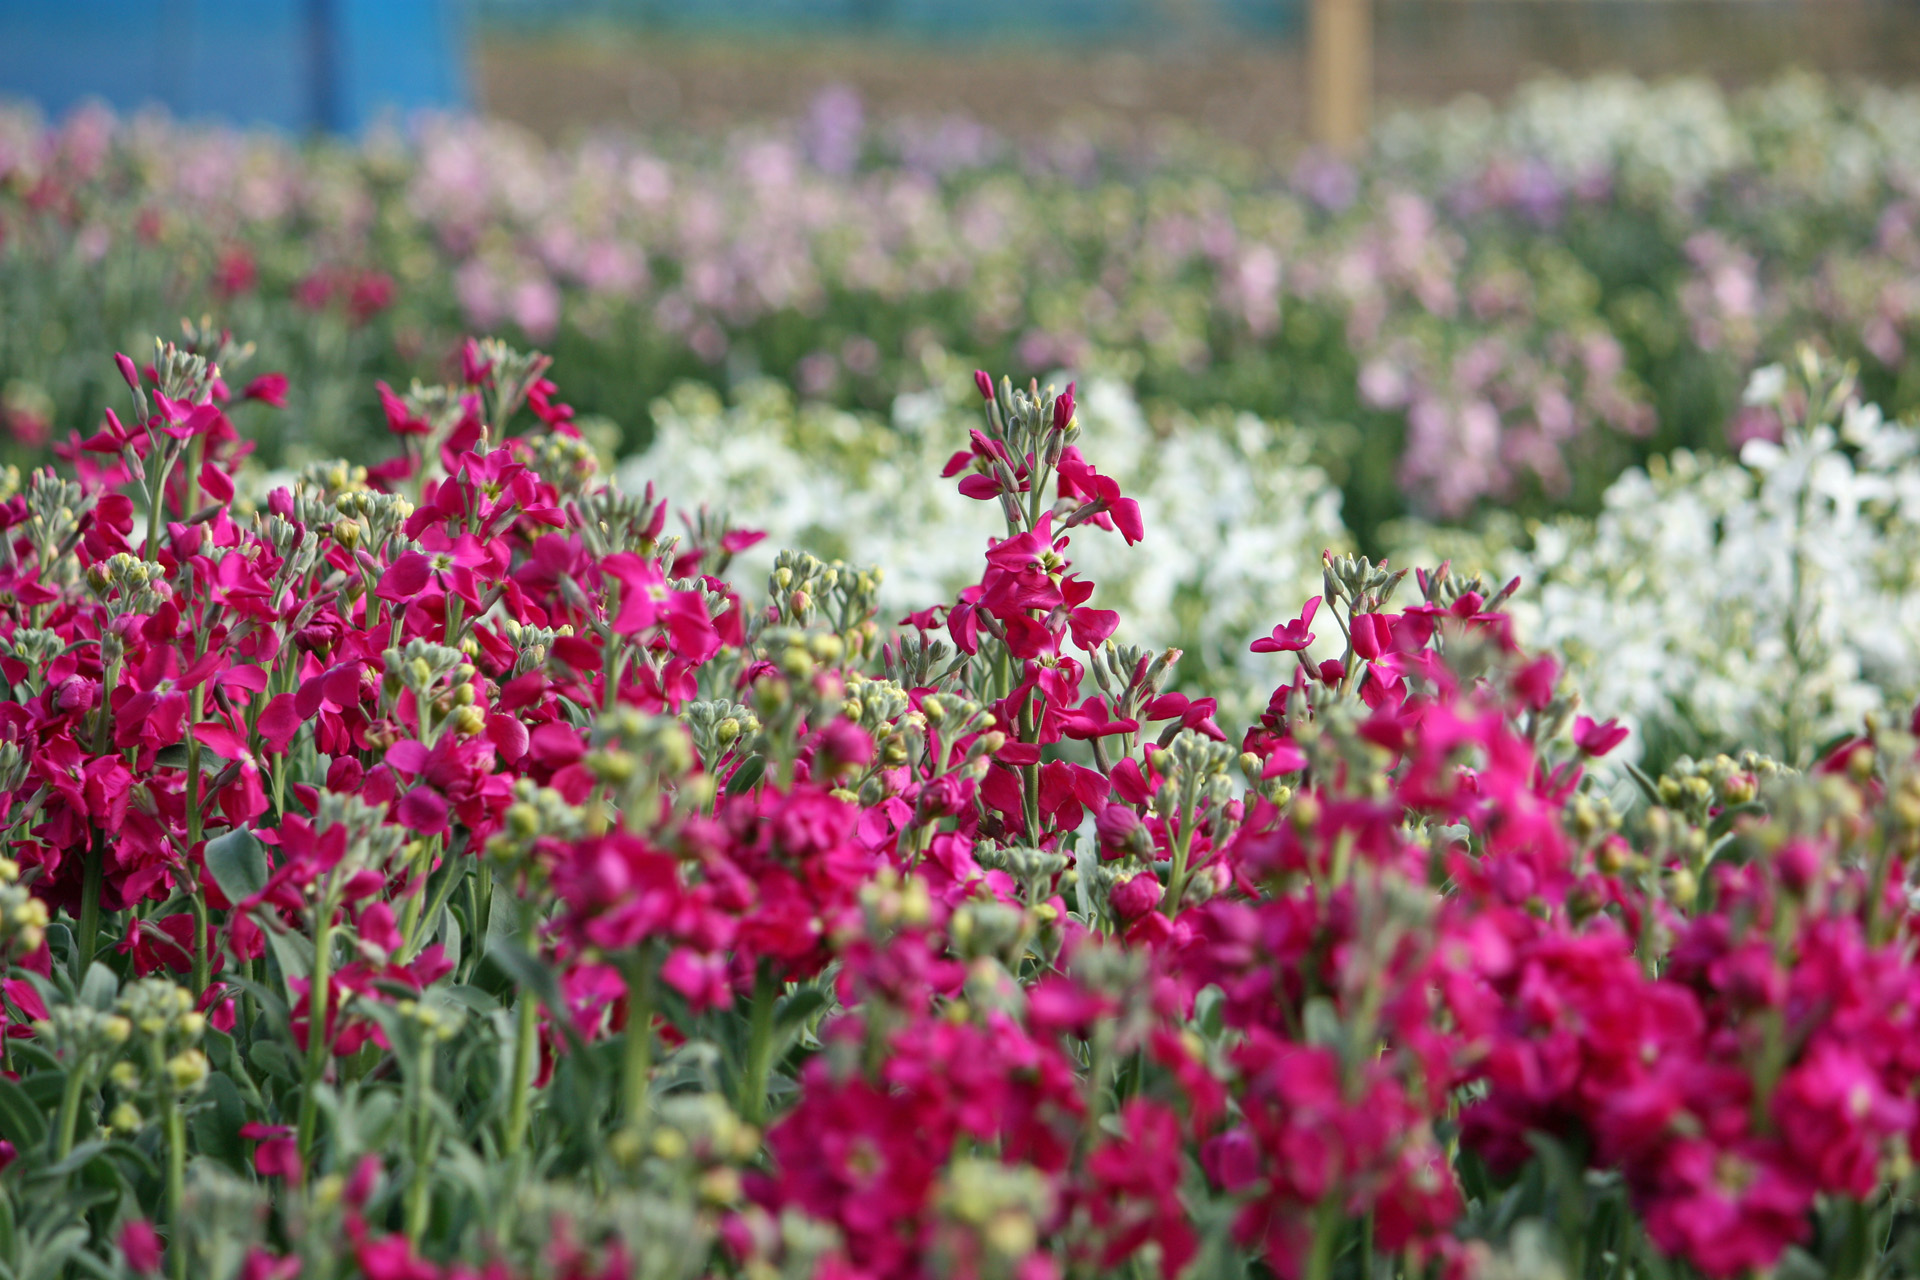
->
0, 333, 1919, 1280
11, 75, 1920, 541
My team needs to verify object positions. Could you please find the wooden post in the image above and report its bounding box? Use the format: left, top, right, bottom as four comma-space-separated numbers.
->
1310, 0, 1371, 150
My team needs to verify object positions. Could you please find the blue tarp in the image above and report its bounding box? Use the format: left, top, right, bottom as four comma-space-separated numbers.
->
0, 0, 467, 133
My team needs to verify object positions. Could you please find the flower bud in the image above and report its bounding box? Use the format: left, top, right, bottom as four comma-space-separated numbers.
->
698, 1166, 743, 1205
587, 749, 638, 784
779, 646, 815, 681
1094, 804, 1149, 860
1108, 873, 1164, 923
165, 1049, 209, 1092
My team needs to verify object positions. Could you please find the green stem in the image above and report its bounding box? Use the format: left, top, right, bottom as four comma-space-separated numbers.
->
465, 862, 494, 979
621, 953, 654, 1124
144, 440, 181, 563
400, 837, 459, 962
188, 891, 211, 1003
1161, 805, 1197, 918
164, 1086, 187, 1280
740, 960, 779, 1128
1017, 699, 1041, 839
296, 893, 335, 1168
404, 1039, 434, 1244
504, 991, 539, 1158
52, 1060, 86, 1159
77, 830, 105, 975
1303, 1199, 1341, 1280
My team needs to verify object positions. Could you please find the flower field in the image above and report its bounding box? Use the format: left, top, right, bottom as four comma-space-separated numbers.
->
4, 69, 1920, 1280
10, 73, 1920, 541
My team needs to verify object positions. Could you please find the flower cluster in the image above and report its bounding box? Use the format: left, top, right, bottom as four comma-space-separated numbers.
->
3, 334, 1920, 1280
1400, 347, 1920, 769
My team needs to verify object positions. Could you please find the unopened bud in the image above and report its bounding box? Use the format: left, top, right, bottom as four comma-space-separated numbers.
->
165, 1049, 209, 1092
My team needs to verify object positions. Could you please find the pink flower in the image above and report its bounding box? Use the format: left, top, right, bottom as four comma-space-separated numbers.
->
1108, 873, 1164, 922
241, 1123, 303, 1181
242, 373, 289, 408
1573, 715, 1630, 757
1251, 596, 1320, 653
1056, 696, 1138, 741
119, 1219, 163, 1275
1350, 612, 1393, 661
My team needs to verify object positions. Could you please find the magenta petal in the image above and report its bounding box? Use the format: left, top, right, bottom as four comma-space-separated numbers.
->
395, 787, 449, 834
376, 552, 433, 603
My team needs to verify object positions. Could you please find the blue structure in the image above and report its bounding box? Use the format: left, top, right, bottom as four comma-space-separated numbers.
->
0, 0, 467, 133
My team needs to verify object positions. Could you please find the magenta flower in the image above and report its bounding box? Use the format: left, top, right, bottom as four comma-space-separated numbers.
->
1056, 448, 1144, 545
1056, 696, 1138, 741
1108, 872, 1164, 923
602, 551, 721, 661
1573, 715, 1630, 756
1350, 612, 1393, 661
242, 373, 289, 407
119, 1219, 162, 1275
1250, 596, 1320, 653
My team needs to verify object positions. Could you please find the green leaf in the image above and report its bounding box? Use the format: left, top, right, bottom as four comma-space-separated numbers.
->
77, 963, 117, 1012
774, 987, 829, 1035
1622, 759, 1663, 808
1707, 800, 1767, 839
488, 943, 586, 1056
264, 923, 315, 985
440, 985, 501, 1017
204, 826, 270, 905
192, 1072, 250, 1173
725, 754, 766, 795
0, 1078, 46, 1148
1301, 996, 1340, 1049
249, 1040, 298, 1084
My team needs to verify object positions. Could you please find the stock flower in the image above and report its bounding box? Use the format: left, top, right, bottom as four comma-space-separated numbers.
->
1056, 449, 1144, 546
1250, 596, 1319, 653
1572, 715, 1630, 757
1055, 696, 1136, 741
119, 1219, 162, 1275
1107, 873, 1163, 922
1083, 1100, 1196, 1273
602, 552, 721, 660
